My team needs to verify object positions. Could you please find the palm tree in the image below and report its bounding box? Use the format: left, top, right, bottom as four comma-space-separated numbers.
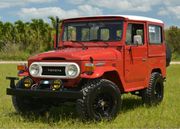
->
0, 21, 4, 48
0, 18, 55, 58
2, 22, 14, 45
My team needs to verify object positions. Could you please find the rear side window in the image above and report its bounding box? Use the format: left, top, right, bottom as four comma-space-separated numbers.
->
149, 25, 162, 44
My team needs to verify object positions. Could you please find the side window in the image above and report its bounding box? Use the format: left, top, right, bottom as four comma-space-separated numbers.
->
126, 23, 144, 45
100, 28, 109, 41
149, 25, 162, 44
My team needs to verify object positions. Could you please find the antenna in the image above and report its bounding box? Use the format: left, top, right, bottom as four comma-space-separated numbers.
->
55, 16, 59, 49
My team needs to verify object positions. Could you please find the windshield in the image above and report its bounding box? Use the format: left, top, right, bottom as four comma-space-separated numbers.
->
63, 20, 123, 42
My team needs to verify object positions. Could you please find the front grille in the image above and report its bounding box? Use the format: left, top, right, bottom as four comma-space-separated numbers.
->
42, 66, 66, 76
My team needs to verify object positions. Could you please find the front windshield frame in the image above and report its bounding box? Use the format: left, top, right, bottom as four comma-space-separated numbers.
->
62, 20, 123, 42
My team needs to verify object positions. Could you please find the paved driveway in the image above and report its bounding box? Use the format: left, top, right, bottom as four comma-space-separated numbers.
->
0, 61, 27, 64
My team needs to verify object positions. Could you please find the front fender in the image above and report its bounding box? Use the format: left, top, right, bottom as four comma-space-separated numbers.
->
80, 66, 118, 79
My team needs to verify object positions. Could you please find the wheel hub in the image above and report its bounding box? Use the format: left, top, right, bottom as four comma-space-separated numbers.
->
99, 99, 106, 107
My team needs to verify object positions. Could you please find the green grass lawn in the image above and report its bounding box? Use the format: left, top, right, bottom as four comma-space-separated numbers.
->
0, 64, 179, 128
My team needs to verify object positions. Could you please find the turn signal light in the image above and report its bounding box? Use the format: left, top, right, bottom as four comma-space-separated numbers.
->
85, 63, 95, 72
17, 64, 26, 71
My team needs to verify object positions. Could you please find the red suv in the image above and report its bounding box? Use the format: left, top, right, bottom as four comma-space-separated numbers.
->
7, 15, 170, 120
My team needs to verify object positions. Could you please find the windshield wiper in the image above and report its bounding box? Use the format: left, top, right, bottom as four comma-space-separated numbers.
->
89, 39, 100, 42
89, 39, 109, 47
69, 40, 87, 50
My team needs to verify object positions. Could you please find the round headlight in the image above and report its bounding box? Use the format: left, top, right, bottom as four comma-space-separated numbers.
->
29, 64, 40, 76
66, 64, 79, 78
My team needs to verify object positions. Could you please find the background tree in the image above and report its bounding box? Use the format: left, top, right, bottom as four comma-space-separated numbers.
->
165, 26, 180, 54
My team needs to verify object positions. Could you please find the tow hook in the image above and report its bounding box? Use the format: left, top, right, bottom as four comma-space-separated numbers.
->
6, 77, 19, 89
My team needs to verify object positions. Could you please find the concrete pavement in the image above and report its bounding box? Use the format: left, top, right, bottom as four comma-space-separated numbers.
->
0, 61, 27, 64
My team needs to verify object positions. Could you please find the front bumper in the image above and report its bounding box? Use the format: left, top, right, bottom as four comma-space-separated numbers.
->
6, 77, 83, 99
6, 88, 83, 99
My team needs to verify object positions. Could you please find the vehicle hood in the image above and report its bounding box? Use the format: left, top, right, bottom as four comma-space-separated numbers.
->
28, 47, 120, 61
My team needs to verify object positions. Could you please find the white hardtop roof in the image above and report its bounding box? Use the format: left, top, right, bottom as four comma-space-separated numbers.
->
64, 15, 163, 24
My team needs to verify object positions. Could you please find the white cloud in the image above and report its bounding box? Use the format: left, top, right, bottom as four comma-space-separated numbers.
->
4, 0, 57, 3
19, 7, 79, 20
0, 2, 23, 8
66, 0, 85, 5
24, 0, 57, 3
163, 0, 180, 6
65, 0, 180, 18
0, 2, 10, 9
18, 5, 103, 20
157, 0, 180, 20
1, 0, 179, 26
170, 6, 180, 19
65, 0, 180, 23
158, 8, 168, 16
158, 6, 180, 19
0, 0, 57, 9
66, 0, 162, 12
77, 5, 102, 16
89, 0, 156, 12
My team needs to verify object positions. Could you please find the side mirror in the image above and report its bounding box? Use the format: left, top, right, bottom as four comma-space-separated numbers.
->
133, 35, 142, 45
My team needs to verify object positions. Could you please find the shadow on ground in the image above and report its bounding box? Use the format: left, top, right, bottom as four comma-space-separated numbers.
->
121, 97, 143, 112
7, 96, 144, 123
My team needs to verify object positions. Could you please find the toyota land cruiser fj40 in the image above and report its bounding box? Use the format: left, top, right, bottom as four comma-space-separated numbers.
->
6, 15, 171, 120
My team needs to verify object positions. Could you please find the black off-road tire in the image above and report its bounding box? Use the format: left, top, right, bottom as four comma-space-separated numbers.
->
142, 72, 164, 106
12, 78, 49, 114
76, 79, 121, 120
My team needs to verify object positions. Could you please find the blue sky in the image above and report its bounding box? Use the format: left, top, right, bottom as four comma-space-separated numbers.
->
0, 0, 180, 27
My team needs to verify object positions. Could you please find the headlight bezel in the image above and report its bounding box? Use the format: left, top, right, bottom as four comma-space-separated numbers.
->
29, 62, 80, 78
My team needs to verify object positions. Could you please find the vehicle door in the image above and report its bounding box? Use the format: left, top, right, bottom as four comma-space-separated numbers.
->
124, 23, 148, 84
